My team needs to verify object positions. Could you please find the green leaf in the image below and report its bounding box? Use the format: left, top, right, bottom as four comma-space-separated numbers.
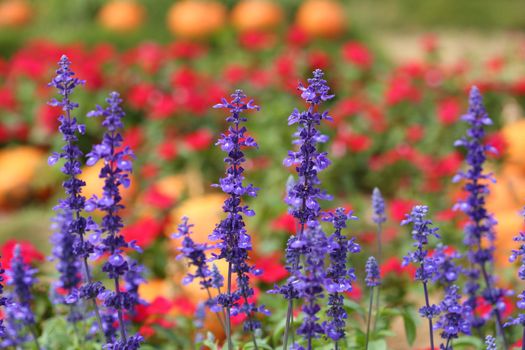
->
367, 339, 387, 350
453, 336, 484, 349
402, 308, 417, 345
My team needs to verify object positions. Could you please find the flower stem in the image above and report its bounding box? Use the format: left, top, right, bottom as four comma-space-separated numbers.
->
205, 287, 226, 332
479, 262, 508, 349
365, 287, 374, 350
374, 223, 382, 330
114, 277, 127, 341
422, 281, 435, 350
30, 325, 42, 350
226, 262, 233, 350
283, 299, 293, 350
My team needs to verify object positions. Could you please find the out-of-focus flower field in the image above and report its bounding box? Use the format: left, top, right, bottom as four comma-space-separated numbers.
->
2, 0, 525, 349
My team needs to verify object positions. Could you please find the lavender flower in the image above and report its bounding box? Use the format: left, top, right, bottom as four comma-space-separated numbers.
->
365, 256, 381, 288
402, 205, 441, 350
272, 69, 337, 350
47, 55, 105, 334
432, 244, 462, 288
506, 207, 525, 347
365, 256, 381, 349
86, 91, 143, 350
453, 86, 507, 345
0, 256, 6, 338
174, 216, 225, 330
322, 209, 360, 344
208, 89, 265, 349
50, 210, 82, 302
485, 335, 496, 350
4, 245, 41, 349
372, 188, 386, 225
435, 285, 471, 349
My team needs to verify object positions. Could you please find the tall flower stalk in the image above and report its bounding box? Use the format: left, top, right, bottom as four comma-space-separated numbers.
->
323, 208, 360, 350
371, 187, 386, 328
210, 89, 266, 350
402, 205, 440, 350
0, 255, 6, 339
5, 245, 41, 350
365, 256, 381, 349
48, 55, 104, 337
453, 86, 507, 347
271, 69, 335, 350
85, 91, 143, 350
174, 216, 226, 332
506, 205, 525, 349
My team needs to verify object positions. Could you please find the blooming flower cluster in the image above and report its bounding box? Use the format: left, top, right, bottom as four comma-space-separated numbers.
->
2, 245, 40, 348
453, 86, 507, 341
402, 205, 441, 349
507, 207, 525, 329
85, 91, 143, 349
209, 89, 267, 347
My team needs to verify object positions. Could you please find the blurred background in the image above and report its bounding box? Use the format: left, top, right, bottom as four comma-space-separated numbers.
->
1, 0, 525, 348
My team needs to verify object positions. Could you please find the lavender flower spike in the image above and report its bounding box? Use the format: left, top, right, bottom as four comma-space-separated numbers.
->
173, 216, 225, 331
365, 256, 381, 350
323, 208, 360, 348
453, 86, 507, 346
275, 69, 335, 350
506, 205, 525, 349
0, 255, 6, 338
4, 245, 41, 349
485, 335, 497, 350
371, 187, 386, 330
86, 91, 143, 350
435, 285, 471, 350
48, 55, 105, 335
210, 89, 266, 350
402, 205, 440, 350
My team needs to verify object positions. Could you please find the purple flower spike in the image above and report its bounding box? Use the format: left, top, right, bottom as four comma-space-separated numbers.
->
0, 257, 5, 338
506, 207, 525, 336
3, 245, 40, 349
87, 91, 143, 349
402, 205, 440, 350
435, 285, 471, 349
365, 256, 381, 288
209, 89, 264, 349
371, 188, 386, 225
453, 87, 507, 345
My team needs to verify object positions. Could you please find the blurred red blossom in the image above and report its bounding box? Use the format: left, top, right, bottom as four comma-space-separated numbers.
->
1, 240, 45, 269
342, 41, 373, 69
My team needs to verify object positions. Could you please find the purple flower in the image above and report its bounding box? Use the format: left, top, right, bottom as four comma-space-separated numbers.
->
273, 70, 339, 349
322, 208, 360, 342
49, 210, 82, 302
365, 256, 381, 288
402, 205, 440, 349
3, 245, 39, 348
506, 208, 525, 329
0, 256, 6, 338
174, 217, 224, 320
208, 89, 265, 344
372, 188, 386, 225
453, 87, 506, 342
86, 91, 143, 348
434, 285, 471, 348
485, 335, 496, 350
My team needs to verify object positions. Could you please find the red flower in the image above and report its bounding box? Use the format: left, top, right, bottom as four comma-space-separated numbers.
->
342, 41, 373, 69
157, 140, 178, 161
168, 41, 207, 59
486, 132, 507, 158
336, 131, 372, 153
271, 213, 296, 233
308, 50, 331, 70
121, 217, 164, 249
127, 84, 156, 110
149, 94, 177, 120
380, 257, 416, 279
385, 75, 421, 105
183, 129, 213, 151
37, 104, 61, 134
286, 25, 309, 47
0, 88, 17, 111
239, 31, 275, 51
122, 126, 143, 151
406, 124, 424, 143
254, 254, 288, 284
1, 240, 45, 269
420, 33, 438, 53
223, 64, 247, 85
142, 185, 175, 210
389, 198, 416, 223
437, 98, 461, 125
345, 283, 362, 300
